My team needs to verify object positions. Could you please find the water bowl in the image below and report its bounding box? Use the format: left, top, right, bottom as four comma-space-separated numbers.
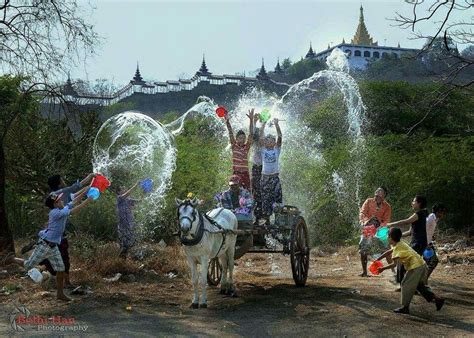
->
423, 248, 434, 260
259, 108, 271, 123
91, 174, 110, 193
363, 225, 376, 238
216, 106, 227, 118
28, 268, 43, 283
87, 187, 101, 200
376, 226, 389, 245
369, 260, 383, 275
140, 178, 154, 193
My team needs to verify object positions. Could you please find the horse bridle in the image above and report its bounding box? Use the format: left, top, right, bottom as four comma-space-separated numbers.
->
177, 200, 197, 231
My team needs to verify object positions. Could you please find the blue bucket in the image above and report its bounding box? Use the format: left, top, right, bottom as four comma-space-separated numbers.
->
87, 187, 101, 200
423, 248, 434, 260
140, 179, 154, 193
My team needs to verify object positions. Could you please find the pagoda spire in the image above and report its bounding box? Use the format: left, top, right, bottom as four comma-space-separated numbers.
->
274, 57, 283, 73
196, 54, 211, 76
131, 62, 144, 84
350, 5, 378, 46
305, 42, 316, 58
62, 72, 77, 96
257, 58, 268, 80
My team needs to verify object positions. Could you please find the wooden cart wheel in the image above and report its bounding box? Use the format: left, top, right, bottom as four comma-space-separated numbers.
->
207, 258, 222, 286
290, 216, 310, 287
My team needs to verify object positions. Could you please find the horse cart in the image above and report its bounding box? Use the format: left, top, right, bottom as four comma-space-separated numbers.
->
207, 205, 310, 287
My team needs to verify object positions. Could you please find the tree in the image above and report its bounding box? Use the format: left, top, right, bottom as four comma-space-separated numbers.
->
393, 0, 473, 87
281, 58, 292, 70
0, 1, 98, 253
0, 76, 36, 252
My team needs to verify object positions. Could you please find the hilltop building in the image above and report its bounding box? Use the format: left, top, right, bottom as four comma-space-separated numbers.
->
304, 5, 419, 69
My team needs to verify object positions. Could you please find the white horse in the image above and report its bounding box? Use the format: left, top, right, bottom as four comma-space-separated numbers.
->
176, 197, 238, 308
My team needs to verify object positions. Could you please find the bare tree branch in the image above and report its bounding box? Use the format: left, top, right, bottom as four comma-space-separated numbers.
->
392, 0, 473, 87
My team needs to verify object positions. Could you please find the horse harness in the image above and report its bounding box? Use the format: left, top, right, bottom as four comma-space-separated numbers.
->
177, 202, 229, 257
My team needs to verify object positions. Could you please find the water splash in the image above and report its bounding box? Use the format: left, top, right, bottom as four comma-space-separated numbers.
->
92, 112, 176, 224
92, 48, 366, 235
164, 96, 218, 136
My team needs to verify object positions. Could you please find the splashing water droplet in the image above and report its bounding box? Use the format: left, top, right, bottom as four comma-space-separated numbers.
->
92, 111, 176, 224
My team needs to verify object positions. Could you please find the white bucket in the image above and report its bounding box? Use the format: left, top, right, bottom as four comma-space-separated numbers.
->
28, 268, 43, 283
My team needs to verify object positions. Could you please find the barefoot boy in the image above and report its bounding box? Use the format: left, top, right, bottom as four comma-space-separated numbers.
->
6, 190, 92, 301
376, 227, 444, 314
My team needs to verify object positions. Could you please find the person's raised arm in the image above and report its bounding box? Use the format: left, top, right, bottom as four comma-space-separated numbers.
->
80, 173, 95, 186
259, 122, 267, 147
387, 213, 418, 228
70, 197, 93, 215
246, 109, 254, 146
72, 186, 89, 206
275, 118, 282, 147
225, 116, 235, 145
120, 181, 140, 199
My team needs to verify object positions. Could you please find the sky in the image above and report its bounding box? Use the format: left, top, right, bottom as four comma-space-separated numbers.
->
73, 0, 471, 85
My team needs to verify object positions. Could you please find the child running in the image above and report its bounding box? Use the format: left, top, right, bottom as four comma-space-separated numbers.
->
259, 118, 283, 224
376, 227, 445, 314
225, 109, 255, 190
5, 190, 93, 301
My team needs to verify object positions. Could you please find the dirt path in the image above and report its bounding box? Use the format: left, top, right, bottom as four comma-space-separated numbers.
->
1, 247, 473, 336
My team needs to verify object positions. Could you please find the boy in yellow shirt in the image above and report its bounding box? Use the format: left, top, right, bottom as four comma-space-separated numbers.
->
376, 227, 445, 314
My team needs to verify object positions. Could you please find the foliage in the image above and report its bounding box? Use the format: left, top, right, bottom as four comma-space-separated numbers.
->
4, 93, 101, 238
299, 81, 473, 245
363, 135, 474, 230
157, 116, 231, 241
359, 81, 474, 136
0, 0, 98, 82
4, 78, 473, 247
270, 58, 327, 84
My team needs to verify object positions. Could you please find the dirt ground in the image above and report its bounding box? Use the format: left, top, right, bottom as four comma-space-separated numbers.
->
0, 243, 473, 337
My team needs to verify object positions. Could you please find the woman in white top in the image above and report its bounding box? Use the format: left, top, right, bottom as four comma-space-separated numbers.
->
425, 203, 447, 279
259, 118, 283, 224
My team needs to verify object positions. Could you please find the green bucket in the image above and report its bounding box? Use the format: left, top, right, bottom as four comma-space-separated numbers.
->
376, 226, 389, 246
259, 108, 271, 123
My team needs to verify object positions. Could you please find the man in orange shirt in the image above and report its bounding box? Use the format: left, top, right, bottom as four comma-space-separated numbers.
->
359, 187, 392, 277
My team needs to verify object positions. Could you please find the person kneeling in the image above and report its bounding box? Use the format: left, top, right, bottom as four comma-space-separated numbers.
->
376, 227, 445, 314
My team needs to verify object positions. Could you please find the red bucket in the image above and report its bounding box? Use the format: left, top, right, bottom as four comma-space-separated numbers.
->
91, 174, 111, 193
369, 260, 383, 275
363, 225, 376, 238
216, 106, 227, 118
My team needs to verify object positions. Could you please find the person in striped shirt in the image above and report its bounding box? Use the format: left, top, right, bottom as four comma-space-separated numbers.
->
225, 109, 255, 190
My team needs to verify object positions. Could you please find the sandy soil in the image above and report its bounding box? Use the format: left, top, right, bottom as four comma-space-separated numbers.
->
0, 244, 473, 337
